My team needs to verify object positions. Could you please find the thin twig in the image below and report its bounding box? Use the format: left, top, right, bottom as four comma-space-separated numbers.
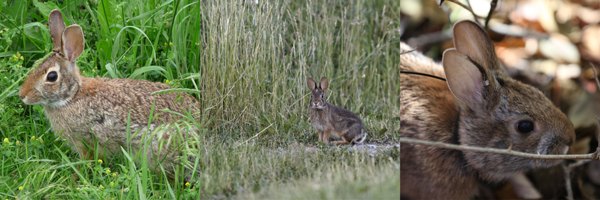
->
484, 0, 498, 30
441, 0, 482, 25
400, 138, 600, 160
562, 162, 574, 200
568, 159, 592, 169
464, 0, 479, 24
237, 123, 273, 146
400, 49, 416, 55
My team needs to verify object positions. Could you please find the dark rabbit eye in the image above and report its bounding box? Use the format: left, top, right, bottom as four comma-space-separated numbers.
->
321, 93, 324, 98
46, 71, 58, 82
516, 120, 535, 134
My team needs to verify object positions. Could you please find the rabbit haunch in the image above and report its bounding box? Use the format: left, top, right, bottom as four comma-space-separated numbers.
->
400, 20, 575, 199
19, 9, 201, 181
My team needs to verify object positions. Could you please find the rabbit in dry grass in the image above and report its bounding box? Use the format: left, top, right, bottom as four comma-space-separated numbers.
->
19, 10, 201, 181
400, 20, 576, 199
307, 77, 367, 145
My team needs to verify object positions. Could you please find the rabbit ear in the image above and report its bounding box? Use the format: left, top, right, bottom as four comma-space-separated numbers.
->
307, 78, 317, 91
320, 77, 329, 91
452, 20, 505, 77
443, 49, 485, 107
62, 25, 85, 62
49, 9, 66, 53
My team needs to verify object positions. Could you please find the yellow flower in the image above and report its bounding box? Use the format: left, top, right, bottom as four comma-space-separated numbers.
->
3, 138, 8, 143
20, 56, 23, 60
98, 159, 103, 163
164, 43, 167, 47
185, 182, 190, 187
83, 181, 87, 185
112, 173, 117, 177
0, 30, 3, 34
100, 185, 105, 190
110, 182, 114, 186
31, 136, 35, 140
18, 186, 23, 190
106, 169, 111, 174
76, 187, 80, 191
165, 80, 169, 84
84, 187, 88, 190
16, 141, 20, 146
87, 162, 92, 166
169, 42, 173, 46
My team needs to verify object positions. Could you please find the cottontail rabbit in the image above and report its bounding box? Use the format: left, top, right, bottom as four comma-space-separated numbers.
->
19, 10, 201, 180
307, 77, 367, 145
400, 20, 576, 199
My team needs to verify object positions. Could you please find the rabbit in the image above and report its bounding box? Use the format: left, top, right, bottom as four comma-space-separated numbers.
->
400, 20, 576, 199
19, 10, 202, 181
307, 77, 367, 145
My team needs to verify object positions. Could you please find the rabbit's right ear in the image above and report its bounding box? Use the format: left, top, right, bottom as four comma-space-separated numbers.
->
49, 9, 66, 53
62, 25, 85, 62
307, 78, 317, 91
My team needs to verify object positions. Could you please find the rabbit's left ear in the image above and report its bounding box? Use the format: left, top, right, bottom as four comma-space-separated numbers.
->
62, 25, 84, 62
320, 77, 329, 91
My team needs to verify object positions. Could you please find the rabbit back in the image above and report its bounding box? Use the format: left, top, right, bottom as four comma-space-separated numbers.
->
44, 77, 200, 152
400, 43, 478, 199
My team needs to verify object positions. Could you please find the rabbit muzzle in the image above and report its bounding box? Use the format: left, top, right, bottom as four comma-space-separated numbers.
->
311, 100, 326, 109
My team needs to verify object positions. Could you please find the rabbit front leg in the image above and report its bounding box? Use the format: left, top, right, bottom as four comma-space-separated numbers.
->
323, 128, 332, 145
318, 131, 323, 143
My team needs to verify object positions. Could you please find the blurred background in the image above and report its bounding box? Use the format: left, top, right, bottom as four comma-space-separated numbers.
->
402, 0, 600, 199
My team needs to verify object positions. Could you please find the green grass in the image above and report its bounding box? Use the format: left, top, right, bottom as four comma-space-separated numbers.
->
0, 0, 400, 199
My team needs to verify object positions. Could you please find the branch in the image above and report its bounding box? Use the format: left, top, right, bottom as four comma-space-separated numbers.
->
441, 0, 482, 25
484, 0, 498, 30
399, 138, 600, 160
465, 0, 479, 24
400, 49, 415, 55
562, 163, 574, 200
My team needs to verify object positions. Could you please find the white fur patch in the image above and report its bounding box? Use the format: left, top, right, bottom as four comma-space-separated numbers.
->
353, 132, 368, 144
48, 100, 68, 107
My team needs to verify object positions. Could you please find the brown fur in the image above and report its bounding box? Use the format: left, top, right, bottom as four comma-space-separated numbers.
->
19, 10, 201, 181
307, 77, 367, 145
400, 21, 575, 199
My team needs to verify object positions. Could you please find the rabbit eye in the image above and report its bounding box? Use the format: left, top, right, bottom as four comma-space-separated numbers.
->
321, 93, 324, 98
516, 120, 535, 134
46, 71, 58, 82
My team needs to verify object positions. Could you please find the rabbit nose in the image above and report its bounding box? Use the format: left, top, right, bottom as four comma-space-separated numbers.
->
18, 90, 26, 100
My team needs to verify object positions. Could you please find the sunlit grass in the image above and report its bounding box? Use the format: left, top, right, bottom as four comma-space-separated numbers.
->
0, 0, 399, 198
